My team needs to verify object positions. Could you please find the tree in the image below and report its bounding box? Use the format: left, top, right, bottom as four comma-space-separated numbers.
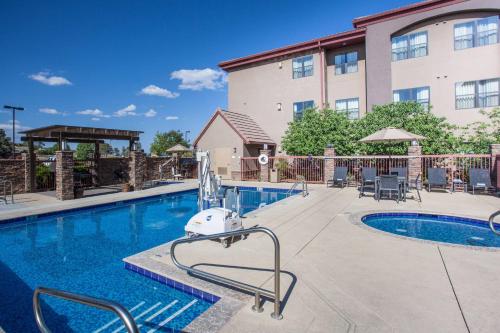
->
75, 143, 94, 160
150, 130, 188, 156
456, 108, 500, 153
37, 143, 58, 155
0, 129, 11, 158
281, 102, 460, 156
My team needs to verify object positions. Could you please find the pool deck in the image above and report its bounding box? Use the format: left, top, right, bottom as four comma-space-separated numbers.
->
125, 181, 500, 333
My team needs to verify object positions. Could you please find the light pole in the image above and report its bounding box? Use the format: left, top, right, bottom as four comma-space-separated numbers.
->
184, 130, 191, 144
3, 105, 24, 156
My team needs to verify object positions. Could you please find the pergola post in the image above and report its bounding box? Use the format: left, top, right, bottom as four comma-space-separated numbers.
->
93, 141, 100, 187
24, 138, 36, 192
56, 151, 74, 200
129, 150, 146, 191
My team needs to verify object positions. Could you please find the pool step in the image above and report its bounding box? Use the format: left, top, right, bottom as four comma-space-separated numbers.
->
93, 299, 198, 333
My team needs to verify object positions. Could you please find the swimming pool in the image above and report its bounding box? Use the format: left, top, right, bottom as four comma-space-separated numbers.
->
362, 213, 500, 248
0, 187, 295, 332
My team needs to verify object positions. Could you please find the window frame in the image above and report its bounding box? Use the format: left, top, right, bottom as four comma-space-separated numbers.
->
391, 31, 428, 62
455, 78, 500, 110
334, 51, 358, 75
335, 98, 360, 120
454, 15, 500, 50
292, 55, 314, 79
293, 100, 315, 120
393, 86, 430, 111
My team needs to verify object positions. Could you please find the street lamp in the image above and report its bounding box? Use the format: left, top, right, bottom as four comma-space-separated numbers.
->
184, 130, 191, 143
3, 105, 24, 156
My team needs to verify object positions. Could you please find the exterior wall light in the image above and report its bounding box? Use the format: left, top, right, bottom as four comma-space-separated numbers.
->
277, 103, 282, 111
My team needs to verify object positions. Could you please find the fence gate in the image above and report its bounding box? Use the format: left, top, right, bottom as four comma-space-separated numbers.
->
35, 159, 56, 192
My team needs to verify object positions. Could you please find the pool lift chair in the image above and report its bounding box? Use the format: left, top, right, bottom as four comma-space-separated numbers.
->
184, 151, 244, 247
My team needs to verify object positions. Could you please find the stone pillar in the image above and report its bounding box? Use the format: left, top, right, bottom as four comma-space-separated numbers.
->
23, 153, 36, 193
129, 150, 146, 190
259, 149, 271, 182
407, 145, 422, 187
324, 146, 335, 184
56, 151, 74, 200
491, 144, 500, 191
93, 142, 100, 187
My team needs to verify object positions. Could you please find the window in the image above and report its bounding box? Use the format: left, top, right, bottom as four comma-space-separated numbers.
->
391, 31, 428, 61
335, 98, 359, 120
334, 52, 358, 75
293, 100, 314, 120
456, 78, 500, 109
455, 16, 499, 50
292, 55, 313, 79
393, 86, 430, 111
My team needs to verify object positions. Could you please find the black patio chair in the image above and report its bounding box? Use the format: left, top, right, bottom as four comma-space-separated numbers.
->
408, 173, 422, 202
469, 168, 492, 194
389, 167, 407, 179
427, 168, 447, 192
327, 167, 348, 188
377, 175, 401, 203
359, 167, 376, 197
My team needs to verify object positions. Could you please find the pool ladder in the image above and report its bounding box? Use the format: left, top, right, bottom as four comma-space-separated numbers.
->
489, 210, 500, 236
170, 226, 283, 320
33, 287, 139, 333
287, 176, 308, 197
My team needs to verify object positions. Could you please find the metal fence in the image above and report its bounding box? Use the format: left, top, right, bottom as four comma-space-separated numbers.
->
35, 160, 56, 192
330, 156, 409, 185
74, 159, 94, 188
241, 157, 261, 181
269, 156, 324, 183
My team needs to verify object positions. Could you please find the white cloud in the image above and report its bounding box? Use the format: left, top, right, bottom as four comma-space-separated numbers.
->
76, 109, 110, 118
165, 116, 179, 120
0, 120, 32, 132
140, 85, 179, 98
91, 117, 100, 121
39, 108, 62, 115
29, 72, 72, 86
114, 104, 137, 117
144, 109, 157, 118
170, 68, 226, 91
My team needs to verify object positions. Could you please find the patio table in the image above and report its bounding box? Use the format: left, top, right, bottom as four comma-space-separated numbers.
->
375, 176, 407, 201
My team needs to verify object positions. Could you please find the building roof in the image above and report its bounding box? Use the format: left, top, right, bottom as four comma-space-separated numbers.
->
352, 0, 465, 28
194, 109, 275, 146
218, 0, 463, 71
20, 125, 142, 143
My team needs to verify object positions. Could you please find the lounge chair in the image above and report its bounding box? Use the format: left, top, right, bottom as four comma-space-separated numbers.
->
377, 175, 401, 203
171, 167, 183, 180
327, 167, 348, 188
469, 168, 492, 194
359, 167, 376, 197
427, 168, 447, 192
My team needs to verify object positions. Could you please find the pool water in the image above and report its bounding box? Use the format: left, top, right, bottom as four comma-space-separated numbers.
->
0, 188, 294, 332
362, 213, 500, 248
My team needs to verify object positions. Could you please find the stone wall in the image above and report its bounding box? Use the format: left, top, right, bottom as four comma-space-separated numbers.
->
98, 157, 129, 185
146, 157, 173, 181
0, 159, 26, 194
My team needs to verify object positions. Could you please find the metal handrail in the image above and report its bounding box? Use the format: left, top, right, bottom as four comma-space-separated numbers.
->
170, 226, 283, 319
1, 179, 13, 204
287, 178, 308, 197
33, 287, 139, 333
489, 210, 500, 236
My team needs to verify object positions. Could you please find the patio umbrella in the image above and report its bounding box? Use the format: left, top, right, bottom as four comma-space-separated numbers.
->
359, 127, 425, 144
166, 144, 191, 153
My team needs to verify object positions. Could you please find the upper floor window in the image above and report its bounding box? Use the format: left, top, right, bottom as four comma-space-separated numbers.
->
292, 55, 313, 79
393, 86, 430, 111
454, 16, 499, 50
455, 78, 499, 109
293, 100, 314, 120
334, 52, 358, 75
391, 31, 428, 61
335, 98, 359, 120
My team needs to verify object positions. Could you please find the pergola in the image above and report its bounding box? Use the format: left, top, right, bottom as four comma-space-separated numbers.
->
19, 125, 143, 198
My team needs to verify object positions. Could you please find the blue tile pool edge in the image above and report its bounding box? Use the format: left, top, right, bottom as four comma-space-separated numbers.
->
124, 262, 221, 304
361, 212, 490, 229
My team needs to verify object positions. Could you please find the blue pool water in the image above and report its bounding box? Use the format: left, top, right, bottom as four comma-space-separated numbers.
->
362, 213, 500, 248
0, 188, 294, 332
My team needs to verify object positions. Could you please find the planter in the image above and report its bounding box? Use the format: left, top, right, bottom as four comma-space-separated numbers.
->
122, 183, 133, 192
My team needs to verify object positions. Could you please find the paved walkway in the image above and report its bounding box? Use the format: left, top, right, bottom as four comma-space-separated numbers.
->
126, 184, 500, 333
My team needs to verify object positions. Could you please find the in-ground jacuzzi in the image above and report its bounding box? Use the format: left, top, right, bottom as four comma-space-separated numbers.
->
362, 213, 500, 248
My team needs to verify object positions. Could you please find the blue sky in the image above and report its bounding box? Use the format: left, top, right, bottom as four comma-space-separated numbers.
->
0, 0, 415, 152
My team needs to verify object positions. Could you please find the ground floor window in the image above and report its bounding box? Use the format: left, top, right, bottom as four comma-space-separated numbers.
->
393, 86, 430, 111
456, 78, 500, 109
293, 100, 314, 120
335, 98, 359, 120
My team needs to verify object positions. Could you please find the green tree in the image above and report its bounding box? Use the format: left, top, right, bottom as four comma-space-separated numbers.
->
0, 129, 12, 158
75, 143, 94, 160
150, 130, 188, 156
456, 108, 500, 153
37, 143, 58, 155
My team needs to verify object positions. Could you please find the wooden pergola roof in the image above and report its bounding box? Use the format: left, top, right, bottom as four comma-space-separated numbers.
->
20, 125, 143, 143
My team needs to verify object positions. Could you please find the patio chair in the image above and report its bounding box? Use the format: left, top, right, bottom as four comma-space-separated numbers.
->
359, 167, 376, 197
327, 167, 348, 188
427, 168, 447, 192
469, 168, 492, 194
408, 173, 422, 202
377, 175, 401, 203
389, 167, 407, 179
171, 167, 183, 180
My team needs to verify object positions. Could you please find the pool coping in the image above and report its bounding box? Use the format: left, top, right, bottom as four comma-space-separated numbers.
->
350, 209, 500, 252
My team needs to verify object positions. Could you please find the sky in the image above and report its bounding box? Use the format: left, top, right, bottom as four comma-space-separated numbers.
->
0, 0, 416, 152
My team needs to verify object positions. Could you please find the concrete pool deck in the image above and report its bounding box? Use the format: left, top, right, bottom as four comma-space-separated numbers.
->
125, 182, 500, 333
